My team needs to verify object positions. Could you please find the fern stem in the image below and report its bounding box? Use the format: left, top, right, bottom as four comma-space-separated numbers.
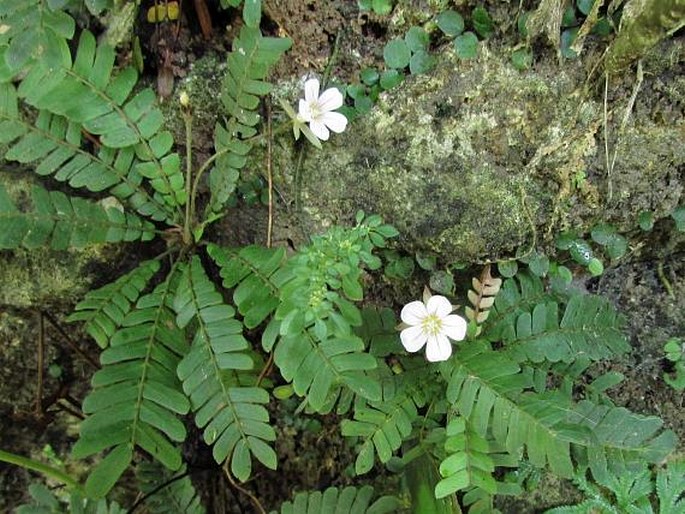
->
183, 111, 193, 245
0, 449, 82, 491
189, 122, 292, 221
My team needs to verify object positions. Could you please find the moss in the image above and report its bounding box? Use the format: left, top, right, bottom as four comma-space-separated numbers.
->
263, 38, 683, 263
0, 175, 119, 309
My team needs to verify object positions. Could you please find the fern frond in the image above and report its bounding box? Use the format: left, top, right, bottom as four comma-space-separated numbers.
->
465, 264, 502, 336
568, 401, 677, 483
209, 25, 291, 214
341, 384, 422, 474
270, 485, 401, 514
207, 243, 290, 330
0, 0, 75, 79
16, 483, 125, 514
0, 181, 155, 249
73, 274, 190, 498
656, 460, 685, 514
444, 341, 578, 477
0, 82, 172, 221
435, 417, 496, 499
137, 462, 206, 514
67, 260, 161, 348
15, 30, 185, 216
174, 256, 276, 482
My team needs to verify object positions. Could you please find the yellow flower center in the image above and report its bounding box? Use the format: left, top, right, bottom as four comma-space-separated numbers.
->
308, 100, 321, 120
421, 314, 443, 336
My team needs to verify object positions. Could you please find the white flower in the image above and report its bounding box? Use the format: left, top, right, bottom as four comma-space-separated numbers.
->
298, 78, 348, 141
400, 295, 467, 362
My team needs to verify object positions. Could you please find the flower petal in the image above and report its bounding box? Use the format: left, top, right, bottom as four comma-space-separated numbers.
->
309, 120, 330, 141
400, 325, 427, 353
426, 295, 452, 318
317, 87, 344, 112
442, 314, 467, 341
401, 300, 427, 325
304, 78, 319, 103
425, 333, 452, 362
320, 111, 348, 134
298, 99, 312, 122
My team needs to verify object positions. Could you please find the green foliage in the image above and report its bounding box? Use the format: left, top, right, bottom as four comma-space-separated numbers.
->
73, 274, 190, 497
174, 256, 276, 480
68, 260, 161, 348
137, 462, 205, 514
358, 0, 394, 16
383, 39, 411, 69
211, 25, 291, 215
671, 206, 685, 231
0, 182, 155, 250
471, 6, 494, 38
437, 10, 465, 37
546, 460, 685, 513
454, 32, 479, 60
16, 483, 124, 514
663, 338, 685, 390
271, 485, 401, 514
435, 417, 496, 498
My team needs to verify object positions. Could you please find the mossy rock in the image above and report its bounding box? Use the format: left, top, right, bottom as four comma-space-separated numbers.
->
268, 39, 684, 262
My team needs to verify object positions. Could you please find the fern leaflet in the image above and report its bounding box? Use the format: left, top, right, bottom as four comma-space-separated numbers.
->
73, 274, 190, 498
67, 260, 161, 348
0, 181, 155, 249
0, 82, 172, 221
15, 30, 185, 218
209, 24, 291, 214
271, 485, 401, 514
174, 256, 276, 481
137, 462, 206, 514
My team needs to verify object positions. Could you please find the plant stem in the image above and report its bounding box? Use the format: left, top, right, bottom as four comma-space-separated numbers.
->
189, 121, 292, 221
183, 111, 194, 245
0, 449, 82, 491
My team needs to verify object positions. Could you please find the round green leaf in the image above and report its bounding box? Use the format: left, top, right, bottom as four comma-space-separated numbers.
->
347, 83, 366, 100
383, 38, 411, 69
429, 270, 454, 295
562, 6, 577, 27
471, 6, 494, 39
511, 48, 533, 70
372, 0, 393, 15
569, 240, 593, 265
555, 230, 577, 250
454, 32, 478, 60
273, 384, 294, 400
671, 206, 685, 231
380, 69, 404, 90
577, 0, 596, 16
638, 211, 654, 231
437, 10, 465, 37
415, 252, 436, 271
360, 67, 380, 86
409, 49, 435, 75
592, 17, 613, 36
561, 28, 579, 59
405, 26, 429, 52
497, 261, 518, 278
588, 257, 604, 276
528, 254, 550, 277
606, 235, 627, 260
590, 223, 616, 245
354, 94, 374, 114
556, 265, 573, 284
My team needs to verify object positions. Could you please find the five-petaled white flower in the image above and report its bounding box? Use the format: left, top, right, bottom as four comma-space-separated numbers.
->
298, 78, 348, 141
400, 294, 467, 362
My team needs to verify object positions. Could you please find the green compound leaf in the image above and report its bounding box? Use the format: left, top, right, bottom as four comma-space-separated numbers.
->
73, 274, 190, 497
435, 417, 496, 498
0, 182, 156, 250
437, 10, 465, 37
68, 260, 161, 348
174, 256, 276, 481
137, 462, 206, 514
213, 25, 291, 215
383, 38, 410, 69
454, 32, 479, 60
271, 485, 400, 514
